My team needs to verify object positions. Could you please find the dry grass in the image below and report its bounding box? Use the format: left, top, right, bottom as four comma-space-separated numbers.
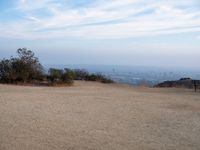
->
0, 81, 200, 150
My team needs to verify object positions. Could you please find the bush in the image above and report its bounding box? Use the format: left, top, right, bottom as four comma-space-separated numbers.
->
47, 68, 74, 84
73, 69, 89, 80
47, 68, 113, 84
61, 68, 75, 84
0, 48, 113, 85
0, 48, 44, 83
48, 68, 63, 82
100, 78, 114, 83
0, 59, 12, 83
86, 74, 98, 81
85, 73, 114, 83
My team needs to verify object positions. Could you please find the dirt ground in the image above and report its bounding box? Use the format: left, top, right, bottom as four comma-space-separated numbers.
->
0, 81, 200, 150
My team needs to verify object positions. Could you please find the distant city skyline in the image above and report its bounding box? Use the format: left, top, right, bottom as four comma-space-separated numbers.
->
0, 0, 200, 69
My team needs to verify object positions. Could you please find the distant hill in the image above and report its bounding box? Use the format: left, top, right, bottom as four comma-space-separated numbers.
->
154, 78, 200, 89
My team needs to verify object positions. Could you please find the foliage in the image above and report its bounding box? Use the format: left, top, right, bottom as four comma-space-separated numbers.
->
0, 59, 13, 83
0, 48, 44, 83
62, 68, 75, 84
73, 69, 89, 80
47, 68, 75, 84
86, 73, 114, 83
47, 68, 114, 84
48, 68, 63, 82
100, 77, 114, 83
0, 48, 113, 85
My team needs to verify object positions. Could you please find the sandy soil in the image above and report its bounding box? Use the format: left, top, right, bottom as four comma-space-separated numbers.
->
0, 81, 200, 150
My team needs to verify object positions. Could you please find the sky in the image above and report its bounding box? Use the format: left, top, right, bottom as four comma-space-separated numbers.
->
0, 0, 200, 69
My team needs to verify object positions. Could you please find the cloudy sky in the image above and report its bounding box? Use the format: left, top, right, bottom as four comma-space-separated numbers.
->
0, 0, 200, 68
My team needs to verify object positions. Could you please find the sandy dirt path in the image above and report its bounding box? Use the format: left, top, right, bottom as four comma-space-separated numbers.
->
0, 81, 200, 150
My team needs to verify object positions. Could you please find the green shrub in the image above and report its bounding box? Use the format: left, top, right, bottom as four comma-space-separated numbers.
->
100, 78, 114, 83
61, 68, 75, 84
0, 48, 113, 85
47, 68, 74, 84
85, 73, 114, 83
73, 69, 89, 80
0, 48, 44, 83
48, 68, 63, 82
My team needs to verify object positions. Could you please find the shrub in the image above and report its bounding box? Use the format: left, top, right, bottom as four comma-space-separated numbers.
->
48, 68, 63, 82
0, 48, 44, 83
85, 73, 114, 83
61, 68, 75, 84
73, 69, 89, 80
100, 78, 114, 83
47, 68, 74, 84
0, 48, 113, 85
0, 59, 12, 83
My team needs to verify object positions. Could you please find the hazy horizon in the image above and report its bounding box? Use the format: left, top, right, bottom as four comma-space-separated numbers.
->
0, 0, 200, 69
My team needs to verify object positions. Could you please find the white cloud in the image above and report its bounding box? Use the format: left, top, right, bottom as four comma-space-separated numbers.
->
1, 0, 200, 39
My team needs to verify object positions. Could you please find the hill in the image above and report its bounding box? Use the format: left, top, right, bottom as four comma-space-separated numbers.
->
155, 78, 200, 90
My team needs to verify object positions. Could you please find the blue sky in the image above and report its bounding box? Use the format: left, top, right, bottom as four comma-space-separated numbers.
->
0, 0, 200, 68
